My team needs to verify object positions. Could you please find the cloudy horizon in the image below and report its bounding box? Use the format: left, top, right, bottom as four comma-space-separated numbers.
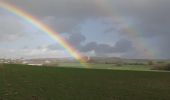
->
0, 0, 170, 59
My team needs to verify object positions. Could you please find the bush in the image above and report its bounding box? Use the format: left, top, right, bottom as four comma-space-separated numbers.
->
151, 64, 170, 71
43, 62, 58, 67
115, 63, 123, 67
148, 61, 154, 65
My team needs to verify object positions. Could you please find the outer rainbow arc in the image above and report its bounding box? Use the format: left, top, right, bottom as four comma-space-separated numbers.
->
94, 0, 155, 59
0, 2, 88, 66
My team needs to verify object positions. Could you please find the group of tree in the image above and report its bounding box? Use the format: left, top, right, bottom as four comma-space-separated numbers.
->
149, 61, 170, 71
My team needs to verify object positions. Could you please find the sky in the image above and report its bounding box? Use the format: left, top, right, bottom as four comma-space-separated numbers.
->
0, 0, 170, 59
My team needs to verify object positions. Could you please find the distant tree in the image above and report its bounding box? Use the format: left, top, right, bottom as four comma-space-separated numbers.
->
87, 59, 94, 63
115, 61, 123, 67
148, 61, 154, 65
156, 61, 165, 64
105, 62, 110, 64
151, 63, 170, 71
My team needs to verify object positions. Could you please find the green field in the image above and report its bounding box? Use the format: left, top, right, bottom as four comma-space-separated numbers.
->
59, 62, 152, 71
1, 64, 170, 100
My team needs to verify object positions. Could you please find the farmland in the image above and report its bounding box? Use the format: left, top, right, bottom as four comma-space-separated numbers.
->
0, 64, 170, 100
58, 62, 152, 71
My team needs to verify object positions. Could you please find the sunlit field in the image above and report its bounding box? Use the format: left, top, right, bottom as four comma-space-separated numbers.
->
59, 63, 151, 70
1, 64, 170, 100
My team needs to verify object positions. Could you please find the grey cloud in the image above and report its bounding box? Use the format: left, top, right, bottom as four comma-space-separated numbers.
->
113, 39, 133, 52
90, 39, 133, 55
47, 33, 86, 50
47, 44, 63, 50
155, 35, 170, 59
1, 0, 170, 58
5, 0, 109, 18
5, 0, 170, 37
104, 28, 116, 34
68, 33, 86, 47
3, 0, 108, 35
80, 42, 97, 52
48, 37, 133, 56
43, 17, 83, 33
7, 0, 170, 37
0, 15, 25, 41
120, 0, 170, 37
47, 32, 86, 51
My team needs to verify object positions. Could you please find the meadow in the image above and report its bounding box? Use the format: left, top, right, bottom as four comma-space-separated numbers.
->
58, 62, 152, 71
0, 64, 170, 100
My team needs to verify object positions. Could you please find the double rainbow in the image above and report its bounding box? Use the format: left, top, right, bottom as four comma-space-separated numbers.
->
0, 1, 156, 64
0, 2, 88, 66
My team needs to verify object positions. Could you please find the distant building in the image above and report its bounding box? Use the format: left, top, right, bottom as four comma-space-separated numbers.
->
22, 61, 28, 64
82, 56, 91, 62
28, 64, 43, 66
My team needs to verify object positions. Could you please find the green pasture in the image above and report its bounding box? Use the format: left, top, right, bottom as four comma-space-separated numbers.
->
0, 64, 170, 100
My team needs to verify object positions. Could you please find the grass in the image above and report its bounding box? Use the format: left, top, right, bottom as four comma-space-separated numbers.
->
59, 62, 151, 71
0, 64, 170, 100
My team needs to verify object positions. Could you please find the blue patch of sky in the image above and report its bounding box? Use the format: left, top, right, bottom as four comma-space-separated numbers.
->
80, 19, 121, 45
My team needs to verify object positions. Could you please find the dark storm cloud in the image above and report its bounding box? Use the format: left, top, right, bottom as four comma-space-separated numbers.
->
83, 39, 133, 55
4, 0, 109, 18
5, 0, 170, 37
43, 17, 84, 33
129, 1, 170, 37
68, 33, 86, 47
4, 0, 170, 36
1, 0, 170, 58
48, 37, 133, 56
155, 35, 170, 59
2, 0, 108, 35
47, 32, 86, 50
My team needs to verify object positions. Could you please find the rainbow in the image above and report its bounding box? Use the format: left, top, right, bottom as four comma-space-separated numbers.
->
0, 1, 156, 62
0, 2, 88, 66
